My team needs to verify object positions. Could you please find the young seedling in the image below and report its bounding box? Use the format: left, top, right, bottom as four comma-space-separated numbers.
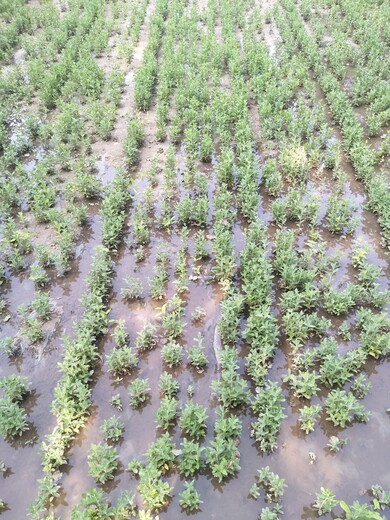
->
179, 480, 202, 512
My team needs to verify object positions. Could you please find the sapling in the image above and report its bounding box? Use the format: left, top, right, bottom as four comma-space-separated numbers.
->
155, 397, 178, 431
159, 372, 180, 398
0, 375, 30, 402
106, 345, 138, 379
299, 404, 322, 434
114, 490, 137, 518
180, 401, 208, 439
327, 436, 348, 453
121, 276, 143, 300
313, 487, 338, 516
162, 340, 184, 367
205, 437, 241, 482
0, 398, 29, 438
110, 394, 122, 411
129, 378, 150, 408
179, 439, 204, 477
179, 480, 202, 512
138, 464, 172, 512
257, 466, 287, 502
136, 323, 157, 352
188, 333, 208, 370
146, 433, 176, 471
100, 416, 124, 443
88, 443, 118, 484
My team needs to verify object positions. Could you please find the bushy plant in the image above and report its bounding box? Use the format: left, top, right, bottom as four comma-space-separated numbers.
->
180, 401, 208, 439
179, 480, 202, 512
100, 416, 124, 443
325, 389, 369, 427
179, 439, 204, 477
129, 378, 150, 408
205, 437, 241, 482
155, 397, 178, 431
87, 443, 118, 484
0, 398, 29, 438
188, 333, 208, 370
162, 340, 184, 368
106, 346, 138, 379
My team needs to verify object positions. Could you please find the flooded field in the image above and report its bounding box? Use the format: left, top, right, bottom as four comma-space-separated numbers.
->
0, 0, 389, 518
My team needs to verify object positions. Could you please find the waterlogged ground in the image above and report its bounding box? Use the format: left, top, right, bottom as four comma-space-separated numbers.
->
0, 0, 389, 518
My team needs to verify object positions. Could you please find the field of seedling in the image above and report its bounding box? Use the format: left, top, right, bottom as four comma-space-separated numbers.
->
0, 0, 389, 518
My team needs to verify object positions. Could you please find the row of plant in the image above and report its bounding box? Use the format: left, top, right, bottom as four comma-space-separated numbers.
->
275, 0, 390, 247
298, 0, 390, 137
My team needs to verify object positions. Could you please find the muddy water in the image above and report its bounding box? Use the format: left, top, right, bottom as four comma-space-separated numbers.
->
0, 210, 102, 518
1, 1, 390, 520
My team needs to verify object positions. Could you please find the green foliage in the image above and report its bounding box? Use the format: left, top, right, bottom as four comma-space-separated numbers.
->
0, 375, 29, 402
205, 436, 241, 482
161, 340, 184, 367
155, 397, 178, 431
106, 346, 138, 379
179, 439, 204, 477
159, 371, 180, 398
100, 416, 124, 443
88, 443, 118, 484
188, 333, 208, 370
299, 404, 321, 434
146, 433, 176, 471
0, 398, 29, 438
180, 401, 208, 439
124, 116, 144, 166
138, 464, 172, 512
257, 466, 287, 502
179, 480, 202, 512
121, 276, 143, 300
325, 389, 369, 428
129, 378, 150, 408
313, 487, 338, 516
251, 381, 286, 453
283, 369, 319, 399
